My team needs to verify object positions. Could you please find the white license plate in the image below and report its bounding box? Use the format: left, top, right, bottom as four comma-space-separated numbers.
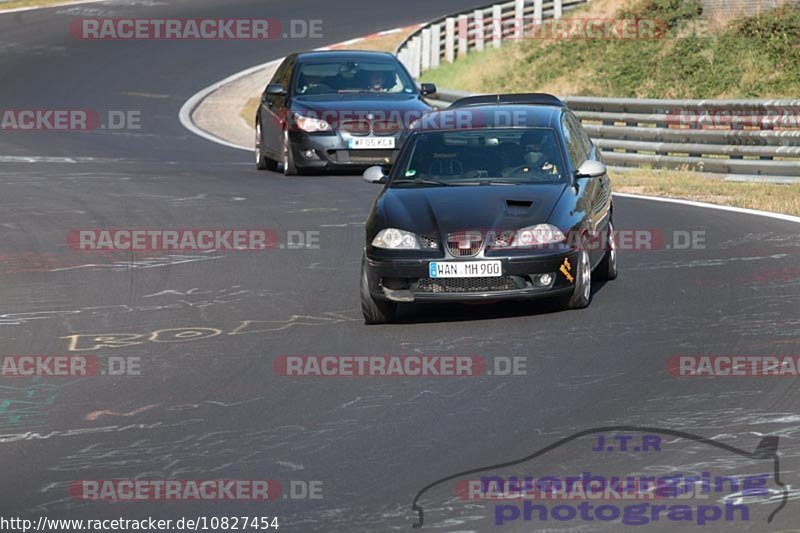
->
429, 261, 502, 278
349, 137, 395, 149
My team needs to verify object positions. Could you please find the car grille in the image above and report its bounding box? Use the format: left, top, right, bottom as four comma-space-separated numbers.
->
340, 119, 401, 136
341, 120, 371, 136
418, 235, 439, 249
446, 231, 484, 257
491, 231, 516, 248
416, 276, 520, 293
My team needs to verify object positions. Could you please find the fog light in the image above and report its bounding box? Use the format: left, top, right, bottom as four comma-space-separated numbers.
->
534, 273, 554, 287
302, 149, 318, 159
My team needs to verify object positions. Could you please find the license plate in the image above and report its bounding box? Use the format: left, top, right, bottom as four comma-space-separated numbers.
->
349, 137, 395, 149
428, 261, 502, 278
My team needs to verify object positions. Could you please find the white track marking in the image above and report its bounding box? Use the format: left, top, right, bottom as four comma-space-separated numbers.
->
613, 192, 800, 225
0, 0, 106, 15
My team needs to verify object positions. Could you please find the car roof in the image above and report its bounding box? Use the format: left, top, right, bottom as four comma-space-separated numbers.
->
410, 104, 564, 133
295, 50, 398, 62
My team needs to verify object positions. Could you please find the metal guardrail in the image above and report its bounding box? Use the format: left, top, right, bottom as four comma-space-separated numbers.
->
429, 89, 800, 180
396, 0, 587, 78
398, 7, 800, 183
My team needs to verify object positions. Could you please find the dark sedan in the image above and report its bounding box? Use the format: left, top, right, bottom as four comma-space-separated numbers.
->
255, 50, 436, 175
360, 94, 617, 324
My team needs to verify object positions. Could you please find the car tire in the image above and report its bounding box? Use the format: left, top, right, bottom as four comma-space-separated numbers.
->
282, 130, 298, 176
594, 220, 618, 281
255, 121, 278, 171
360, 254, 396, 324
564, 249, 591, 310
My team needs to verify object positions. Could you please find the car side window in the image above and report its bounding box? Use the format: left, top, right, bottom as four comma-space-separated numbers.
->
270, 56, 294, 91
561, 114, 586, 168
569, 112, 593, 159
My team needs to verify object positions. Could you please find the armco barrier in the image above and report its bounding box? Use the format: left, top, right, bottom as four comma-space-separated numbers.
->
399, 8, 800, 183
396, 0, 587, 78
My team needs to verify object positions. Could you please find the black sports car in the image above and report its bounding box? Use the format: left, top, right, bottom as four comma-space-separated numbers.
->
360, 94, 617, 324
255, 50, 436, 175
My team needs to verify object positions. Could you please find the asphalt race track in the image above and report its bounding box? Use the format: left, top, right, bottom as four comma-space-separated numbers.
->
1, 1, 800, 531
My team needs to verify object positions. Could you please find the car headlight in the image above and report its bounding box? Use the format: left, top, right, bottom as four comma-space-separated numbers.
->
372, 228, 420, 249
293, 113, 331, 133
510, 224, 566, 247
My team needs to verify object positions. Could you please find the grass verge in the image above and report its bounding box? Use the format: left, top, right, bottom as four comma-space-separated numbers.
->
612, 169, 800, 216
420, 0, 800, 99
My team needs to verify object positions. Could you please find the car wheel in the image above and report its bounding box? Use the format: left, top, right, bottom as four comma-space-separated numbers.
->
360, 254, 396, 324
282, 130, 298, 176
594, 220, 618, 281
564, 249, 591, 310
255, 121, 278, 171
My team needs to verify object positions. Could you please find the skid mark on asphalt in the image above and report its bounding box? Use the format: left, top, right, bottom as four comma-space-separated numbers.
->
49, 253, 224, 271
61, 310, 361, 351
85, 404, 158, 421
629, 253, 789, 271
1, 287, 277, 325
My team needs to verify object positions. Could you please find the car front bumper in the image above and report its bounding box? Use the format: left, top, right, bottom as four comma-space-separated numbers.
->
289, 131, 404, 171
364, 250, 579, 303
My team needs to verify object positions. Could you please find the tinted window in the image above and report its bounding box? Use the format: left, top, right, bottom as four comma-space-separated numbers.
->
294, 60, 416, 95
561, 113, 588, 167
569, 112, 593, 159
392, 129, 567, 186
271, 56, 294, 89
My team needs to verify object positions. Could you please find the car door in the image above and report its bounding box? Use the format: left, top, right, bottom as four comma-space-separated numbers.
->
571, 111, 611, 233
562, 112, 603, 265
260, 55, 294, 157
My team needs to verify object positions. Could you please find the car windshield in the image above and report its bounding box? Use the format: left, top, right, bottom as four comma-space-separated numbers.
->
294, 60, 417, 96
391, 129, 567, 187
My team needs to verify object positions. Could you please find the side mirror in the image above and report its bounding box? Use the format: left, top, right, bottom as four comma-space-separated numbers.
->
575, 160, 606, 179
266, 83, 286, 96
363, 165, 387, 184
420, 83, 437, 96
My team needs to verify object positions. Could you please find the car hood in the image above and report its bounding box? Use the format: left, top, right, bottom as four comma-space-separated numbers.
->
292, 94, 432, 122
377, 183, 568, 237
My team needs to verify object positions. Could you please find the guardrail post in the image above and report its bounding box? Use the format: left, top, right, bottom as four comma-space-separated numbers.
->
515, 0, 525, 39
457, 14, 469, 57
445, 17, 456, 63
474, 9, 485, 51
554, 0, 563, 19
421, 28, 431, 72
430, 23, 441, 68
409, 35, 422, 78
492, 4, 502, 48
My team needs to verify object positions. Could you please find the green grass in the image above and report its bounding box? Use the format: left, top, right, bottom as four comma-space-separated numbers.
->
421, 0, 800, 99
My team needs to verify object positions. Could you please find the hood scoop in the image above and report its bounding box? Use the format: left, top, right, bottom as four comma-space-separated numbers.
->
505, 199, 534, 214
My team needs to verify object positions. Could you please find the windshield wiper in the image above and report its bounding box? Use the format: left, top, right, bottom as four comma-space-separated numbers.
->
450, 179, 518, 186
393, 178, 455, 187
